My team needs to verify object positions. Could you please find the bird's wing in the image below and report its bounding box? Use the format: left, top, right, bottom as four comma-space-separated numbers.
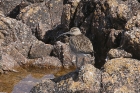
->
69, 35, 93, 54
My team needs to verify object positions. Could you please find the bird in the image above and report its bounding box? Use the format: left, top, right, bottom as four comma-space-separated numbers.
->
57, 27, 94, 67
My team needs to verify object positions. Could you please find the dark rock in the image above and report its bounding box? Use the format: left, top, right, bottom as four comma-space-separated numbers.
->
102, 58, 140, 93
29, 41, 53, 59
106, 29, 122, 49
61, 0, 80, 30
0, 0, 22, 16
107, 48, 132, 60
122, 12, 140, 59
26, 0, 44, 3
0, 0, 47, 18
17, 0, 63, 42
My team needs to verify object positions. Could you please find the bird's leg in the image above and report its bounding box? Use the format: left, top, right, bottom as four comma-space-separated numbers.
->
76, 55, 78, 68
82, 56, 85, 66
83, 54, 94, 65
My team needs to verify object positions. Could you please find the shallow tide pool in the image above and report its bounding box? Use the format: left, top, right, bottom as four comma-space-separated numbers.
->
0, 66, 76, 93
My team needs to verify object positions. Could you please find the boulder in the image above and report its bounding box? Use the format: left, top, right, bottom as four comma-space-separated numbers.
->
102, 58, 140, 92
29, 41, 53, 59
30, 64, 101, 93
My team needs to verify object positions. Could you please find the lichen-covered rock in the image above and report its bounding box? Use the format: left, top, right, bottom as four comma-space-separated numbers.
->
107, 48, 132, 60
30, 64, 101, 93
28, 56, 62, 69
17, 0, 63, 42
0, 15, 37, 57
56, 64, 101, 93
122, 12, 140, 59
30, 79, 56, 93
61, 0, 81, 30
29, 41, 53, 59
102, 58, 140, 93
0, 0, 46, 17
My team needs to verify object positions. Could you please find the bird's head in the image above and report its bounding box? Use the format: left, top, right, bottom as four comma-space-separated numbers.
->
69, 27, 81, 36
57, 27, 81, 38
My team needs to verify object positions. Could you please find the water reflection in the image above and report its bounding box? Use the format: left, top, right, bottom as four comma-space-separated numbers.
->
0, 66, 76, 93
12, 74, 55, 93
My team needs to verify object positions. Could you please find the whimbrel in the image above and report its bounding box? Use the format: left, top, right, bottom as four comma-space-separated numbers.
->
57, 27, 94, 67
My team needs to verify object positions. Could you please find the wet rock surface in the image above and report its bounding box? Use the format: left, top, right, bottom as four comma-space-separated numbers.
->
0, 0, 140, 92
28, 56, 62, 69
30, 64, 101, 93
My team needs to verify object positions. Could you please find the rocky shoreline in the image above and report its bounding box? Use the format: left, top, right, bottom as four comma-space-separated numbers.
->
0, 0, 140, 92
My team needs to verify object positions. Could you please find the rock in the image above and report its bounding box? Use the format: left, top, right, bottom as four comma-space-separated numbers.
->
26, 0, 44, 3
0, 53, 19, 72
0, 0, 46, 18
0, 0, 22, 16
106, 29, 122, 49
0, 15, 37, 57
61, 0, 81, 30
102, 58, 140, 93
17, 0, 63, 42
53, 41, 74, 68
107, 48, 132, 60
29, 41, 53, 59
2, 43, 28, 65
122, 12, 140, 59
55, 64, 100, 93
30, 64, 101, 93
29, 56, 62, 69
30, 79, 56, 93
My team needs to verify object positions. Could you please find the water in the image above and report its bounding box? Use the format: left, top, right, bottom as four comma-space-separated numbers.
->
0, 66, 76, 93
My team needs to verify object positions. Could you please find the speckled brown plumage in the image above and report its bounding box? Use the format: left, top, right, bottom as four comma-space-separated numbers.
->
69, 34, 93, 55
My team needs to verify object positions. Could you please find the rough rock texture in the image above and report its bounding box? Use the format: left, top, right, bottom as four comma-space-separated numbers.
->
102, 58, 140, 93
30, 79, 56, 93
122, 12, 140, 59
0, 0, 46, 18
0, 12, 61, 72
30, 64, 101, 93
17, 1, 63, 42
0, 15, 36, 57
61, 0, 81, 30
107, 48, 132, 60
28, 56, 62, 69
0, 0, 22, 16
29, 41, 53, 59
61, 0, 140, 67
0, 53, 19, 73
53, 41, 95, 68
0, 0, 140, 92
2, 43, 28, 65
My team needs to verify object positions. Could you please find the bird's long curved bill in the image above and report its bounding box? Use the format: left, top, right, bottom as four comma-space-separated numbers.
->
57, 32, 71, 39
